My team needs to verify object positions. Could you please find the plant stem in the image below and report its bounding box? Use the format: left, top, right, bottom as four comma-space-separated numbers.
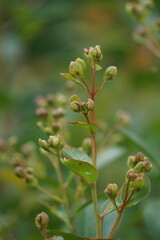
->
108, 212, 122, 239
91, 183, 102, 238
36, 184, 62, 203
91, 64, 96, 122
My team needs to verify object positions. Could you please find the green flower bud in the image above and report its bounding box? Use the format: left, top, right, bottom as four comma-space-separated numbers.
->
87, 99, 94, 111
36, 121, 43, 129
48, 135, 64, 150
104, 66, 117, 81
25, 174, 38, 186
69, 94, 81, 103
126, 169, 136, 181
84, 45, 103, 66
127, 155, 136, 168
70, 101, 80, 112
35, 212, 49, 232
75, 58, 86, 73
105, 183, 118, 198
80, 102, 88, 113
130, 177, 145, 191
143, 160, 152, 172
69, 61, 84, 78
52, 122, 61, 133
38, 139, 49, 150
44, 127, 53, 135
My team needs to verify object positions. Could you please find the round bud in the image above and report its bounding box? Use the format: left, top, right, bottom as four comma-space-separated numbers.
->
135, 152, 144, 161
52, 122, 61, 133
52, 108, 66, 119
35, 212, 49, 232
69, 61, 84, 78
48, 135, 64, 150
126, 169, 136, 181
70, 101, 80, 112
75, 58, 86, 73
14, 166, 25, 178
104, 66, 117, 82
143, 160, 152, 172
87, 99, 94, 111
38, 139, 49, 150
130, 177, 145, 191
105, 183, 118, 198
36, 108, 48, 118
127, 155, 136, 168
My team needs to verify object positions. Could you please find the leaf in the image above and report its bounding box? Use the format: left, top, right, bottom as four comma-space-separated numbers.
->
96, 64, 102, 71
49, 231, 109, 240
121, 174, 151, 207
60, 73, 85, 88
101, 197, 122, 215
68, 121, 98, 132
61, 158, 98, 184
63, 146, 91, 163
118, 128, 160, 170
97, 146, 126, 169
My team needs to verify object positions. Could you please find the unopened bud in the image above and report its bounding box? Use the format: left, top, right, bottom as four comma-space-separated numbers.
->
126, 169, 136, 181
143, 160, 152, 172
136, 152, 145, 161
80, 102, 88, 113
52, 122, 61, 133
35, 212, 49, 232
14, 166, 25, 178
87, 99, 94, 111
52, 108, 66, 119
36, 108, 48, 118
48, 135, 64, 150
130, 177, 145, 191
69, 61, 84, 78
104, 66, 117, 82
38, 139, 49, 150
105, 183, 118, 198
70, 101, 80, 112
75, 58, 86, 73
134, 161, 144, 173
127, 155, 136, 168
44, 127, 53, 135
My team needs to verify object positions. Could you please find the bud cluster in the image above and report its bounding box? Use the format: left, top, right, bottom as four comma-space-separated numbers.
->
69, 94, 94, 114
39, 134, 64, 153
35, 93, 67, 135
84, 45, 103, 67
127, 152, 152, 173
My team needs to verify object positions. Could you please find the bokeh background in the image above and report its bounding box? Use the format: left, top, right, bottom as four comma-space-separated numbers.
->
0, 0, 160, 239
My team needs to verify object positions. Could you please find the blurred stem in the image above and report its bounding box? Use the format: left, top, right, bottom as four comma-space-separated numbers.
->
56, 151, 76, 234
36, 184, 62, 203
91, 64, 96, 122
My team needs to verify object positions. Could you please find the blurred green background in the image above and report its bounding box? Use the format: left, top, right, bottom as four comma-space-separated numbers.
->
0, 0, 160, 239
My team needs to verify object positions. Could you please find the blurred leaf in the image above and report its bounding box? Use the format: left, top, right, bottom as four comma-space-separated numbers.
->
61, 158, 98, 184
97, 146, 126, 169
68, 121, 98, 132
101, 197, 122, 215
118, 128, 160, 170
63, 146, 91, 163
121, 175, 151, 207
60, 73, 85, 88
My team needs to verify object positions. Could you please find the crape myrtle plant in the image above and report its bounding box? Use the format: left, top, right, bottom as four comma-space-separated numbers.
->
0, 46, 152, 240
125, 0, 160, 59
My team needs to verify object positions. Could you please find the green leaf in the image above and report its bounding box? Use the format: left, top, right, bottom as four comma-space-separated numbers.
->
63, 146, 91, 163
49, 231, 109, 240
118, 128, 160, 170
61, 158, 98, 184
121, 174, 151, 207
96, 64, 102, 71
60, 73, 85, 88
101, 197, 122, 215
97, 146, 126, 169
68, 121, 98, 132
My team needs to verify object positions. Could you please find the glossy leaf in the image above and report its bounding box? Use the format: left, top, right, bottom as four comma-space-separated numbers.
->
61, 158, 98, 184
121, 174, 151, 207
68, 121, 98, 132
49, 231, 111, 240
63, 146, 91, 163
60, 73, 85, 88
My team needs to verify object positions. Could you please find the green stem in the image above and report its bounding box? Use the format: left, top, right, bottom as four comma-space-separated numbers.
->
91, 183, 102, 238
36, 184, 62, 203
108, 212, 122, 239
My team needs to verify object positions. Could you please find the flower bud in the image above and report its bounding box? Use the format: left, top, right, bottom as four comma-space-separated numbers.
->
52, 122, 61, 133
75, 58, 86, 73
38, 139, 49, 150
135, 152, 145, 161
52, 108, 66, 119
126, 169, 136, 181
36, 108, 48, 118
143, 160, 152, 172
44, 127, 53, 135
48, 135, 64, 150
14, 166, 25, 178
79, 102, 88, 113
105, 183, 118, 198
35, 212, 49, 232
70, 101, 80, 112
130, 177, 145, 191
87, 99, 94, 111
127, 155, 136, 168
25, 174, 38, 186
69, 61, 84, 78
104, 66, 117, 82
69, 94, 81, 103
